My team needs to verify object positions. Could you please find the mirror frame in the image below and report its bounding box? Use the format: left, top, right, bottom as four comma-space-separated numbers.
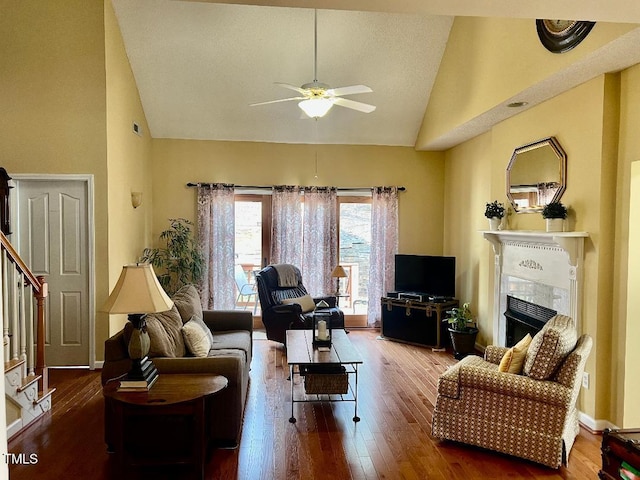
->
506, 136, 567, 213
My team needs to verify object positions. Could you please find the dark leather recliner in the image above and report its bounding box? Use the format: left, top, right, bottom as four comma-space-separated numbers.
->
256, 264, 345, 344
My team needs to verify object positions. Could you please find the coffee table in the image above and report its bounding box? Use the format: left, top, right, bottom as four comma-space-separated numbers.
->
286, 329, 363, 423
103, 373, 227, 479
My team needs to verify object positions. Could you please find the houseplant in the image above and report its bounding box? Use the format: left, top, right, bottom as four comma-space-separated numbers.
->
447, 302, 478, 359
141, 218, 204, 295
541, 201, 567, 232
484, 200, 505, 231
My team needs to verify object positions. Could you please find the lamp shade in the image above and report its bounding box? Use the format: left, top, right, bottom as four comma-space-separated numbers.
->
299, 98, 333, 118
331, 265, 348, 278
102, 264, 174, 314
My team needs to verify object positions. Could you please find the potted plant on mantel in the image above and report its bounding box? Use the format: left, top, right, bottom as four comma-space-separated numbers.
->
542, 201, 568, 232
447, 302, 478, 360
484, 200, 505, 231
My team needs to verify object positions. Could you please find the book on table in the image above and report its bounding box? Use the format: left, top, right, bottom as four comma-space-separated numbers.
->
118, 371, 158, 391
117, 364, 158, 391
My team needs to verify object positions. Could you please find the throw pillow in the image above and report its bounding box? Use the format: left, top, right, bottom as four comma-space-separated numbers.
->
172, 284, 203, 324
523, 314, 577, 380
282, 294, 316, 313
498, 333, 532, 374
182, 316, 212, 357
144, 305, 186, 358
190, 314, 213, 345
144, 316, 174, 357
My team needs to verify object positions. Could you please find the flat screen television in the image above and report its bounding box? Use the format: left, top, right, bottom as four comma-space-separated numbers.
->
394, 254, 456, 298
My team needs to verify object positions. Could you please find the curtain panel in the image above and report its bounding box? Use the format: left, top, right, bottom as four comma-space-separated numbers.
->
270, 186, 303, 267
197, 184, 235, 310
367, 187, 399, 327
301, 187, 337, 296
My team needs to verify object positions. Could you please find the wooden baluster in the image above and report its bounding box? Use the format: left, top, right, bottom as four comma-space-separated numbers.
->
10, 265, 18, 361
35, 275, 47, 390
19, 272, 27, 364
1, 251, 8, 363
27, 284, 35, 376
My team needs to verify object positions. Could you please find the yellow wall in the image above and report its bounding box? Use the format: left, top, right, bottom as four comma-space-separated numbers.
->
0, 0, 154, 357
444, 132, 494, 347
0, 0, 111, 360
105, 0, 154, 335
444, 74, 625, 424
617, 64, 640, 427
417, 17, 637, 149
150, 140, 446, 256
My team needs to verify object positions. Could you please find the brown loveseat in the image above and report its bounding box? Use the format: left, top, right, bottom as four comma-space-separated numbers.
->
432, 315, 592, 468
102, 285, 252, 448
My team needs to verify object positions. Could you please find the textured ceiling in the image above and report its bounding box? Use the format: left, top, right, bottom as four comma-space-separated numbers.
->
112, 0, 452, 146
112, 0, 640, 149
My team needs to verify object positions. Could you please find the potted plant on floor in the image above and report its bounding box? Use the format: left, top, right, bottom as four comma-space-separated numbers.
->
447, 302, 478, 360
484, 200, 505, 231
141, 218, 204, 295
542, 201, 567, 232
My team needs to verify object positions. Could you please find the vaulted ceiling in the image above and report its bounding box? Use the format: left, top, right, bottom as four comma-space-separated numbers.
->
111, 0, 640, 149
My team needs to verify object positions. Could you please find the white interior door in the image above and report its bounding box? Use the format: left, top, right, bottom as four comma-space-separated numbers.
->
16, 179, 90, 366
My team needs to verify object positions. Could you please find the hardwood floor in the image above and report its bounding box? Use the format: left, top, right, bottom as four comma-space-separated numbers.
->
8, 330, 603, 479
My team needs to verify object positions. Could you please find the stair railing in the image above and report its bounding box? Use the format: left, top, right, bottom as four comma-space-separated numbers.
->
1, 231, 47, 390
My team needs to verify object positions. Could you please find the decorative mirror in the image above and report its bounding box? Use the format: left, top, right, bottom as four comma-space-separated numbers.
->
506, 136, 566, 213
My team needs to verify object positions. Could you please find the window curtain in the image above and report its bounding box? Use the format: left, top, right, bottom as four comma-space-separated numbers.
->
270, 186, 303, 266
301, 187, 337, 296
197, 184, 235, 310
367, 187, 399, 327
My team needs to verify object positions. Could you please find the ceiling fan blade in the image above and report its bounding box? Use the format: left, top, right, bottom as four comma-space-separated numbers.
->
249, 97, 305, 107
333, 97, 376, 113
275, 82, 308, 95
327, 85, 373, 97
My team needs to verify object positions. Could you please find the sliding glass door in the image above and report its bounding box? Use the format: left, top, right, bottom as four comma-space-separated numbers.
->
233, 192, 371, 323
234, 195, 271, 311
338, 197, 371, 318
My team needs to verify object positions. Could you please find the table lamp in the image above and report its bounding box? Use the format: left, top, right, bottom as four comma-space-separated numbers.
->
102, 263, 174, 388
331, 265, 348, 295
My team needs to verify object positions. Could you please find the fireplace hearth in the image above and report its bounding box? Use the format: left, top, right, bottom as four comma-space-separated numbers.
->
504, 295, 556, 347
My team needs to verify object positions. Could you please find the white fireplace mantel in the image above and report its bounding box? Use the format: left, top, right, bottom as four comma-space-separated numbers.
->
482, 230, 589, 346
483, 231, 589, 267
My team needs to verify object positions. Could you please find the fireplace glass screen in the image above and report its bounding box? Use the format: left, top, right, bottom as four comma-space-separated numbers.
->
504, 295, 557, 347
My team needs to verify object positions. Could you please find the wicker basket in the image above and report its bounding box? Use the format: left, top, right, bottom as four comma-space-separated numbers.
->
302, 365, 348, 395
304, 373, 348, 395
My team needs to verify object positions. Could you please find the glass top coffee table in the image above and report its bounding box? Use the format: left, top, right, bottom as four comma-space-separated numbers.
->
285, 329, 363, 423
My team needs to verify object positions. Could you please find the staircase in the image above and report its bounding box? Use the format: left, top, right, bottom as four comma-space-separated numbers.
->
1, 231, 54, 438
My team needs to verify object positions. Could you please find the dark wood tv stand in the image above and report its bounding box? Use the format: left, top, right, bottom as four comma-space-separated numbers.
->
380, 297, 458, 349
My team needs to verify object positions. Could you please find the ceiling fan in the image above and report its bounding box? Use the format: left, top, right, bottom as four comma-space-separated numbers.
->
250, 10, 376, 118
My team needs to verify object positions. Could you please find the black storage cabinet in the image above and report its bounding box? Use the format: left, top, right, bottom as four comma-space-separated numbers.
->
380, 297, 458, 349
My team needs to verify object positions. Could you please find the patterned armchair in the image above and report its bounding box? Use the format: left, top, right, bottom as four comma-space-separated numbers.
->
256, 264, 345, 344
432, 315, 592, 468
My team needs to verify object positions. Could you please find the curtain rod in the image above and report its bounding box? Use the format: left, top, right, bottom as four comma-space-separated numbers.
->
186, 183, 406, 192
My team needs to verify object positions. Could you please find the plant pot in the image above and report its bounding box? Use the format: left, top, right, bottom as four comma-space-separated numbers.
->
545, 218, 564, 232
448, 327, 478, 360
488, 217, 501, 231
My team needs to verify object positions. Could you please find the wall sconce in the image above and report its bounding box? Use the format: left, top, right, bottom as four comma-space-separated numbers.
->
131, 192, 142, 209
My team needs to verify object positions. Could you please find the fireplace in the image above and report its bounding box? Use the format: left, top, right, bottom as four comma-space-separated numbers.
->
504, 295, 556, 347
483, 230, 588, 347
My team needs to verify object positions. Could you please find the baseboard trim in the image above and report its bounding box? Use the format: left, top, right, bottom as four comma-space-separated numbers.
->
579, 411, 618, 433
94, 361, 104, 369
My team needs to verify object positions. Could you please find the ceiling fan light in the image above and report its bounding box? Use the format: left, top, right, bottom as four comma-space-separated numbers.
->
298, 98, 333, 118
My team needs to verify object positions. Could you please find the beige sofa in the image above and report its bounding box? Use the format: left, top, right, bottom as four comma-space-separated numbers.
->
101, 285, 252, 448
